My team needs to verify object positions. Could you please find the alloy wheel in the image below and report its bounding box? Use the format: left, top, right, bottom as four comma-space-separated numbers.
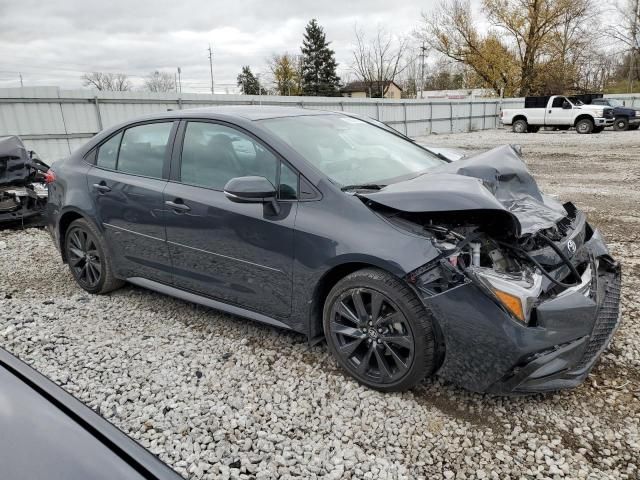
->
67, 227, 102, 288
328, 288, 415, 384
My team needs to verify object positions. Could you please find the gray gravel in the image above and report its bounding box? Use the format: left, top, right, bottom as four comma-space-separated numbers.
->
1, 127, 639, 479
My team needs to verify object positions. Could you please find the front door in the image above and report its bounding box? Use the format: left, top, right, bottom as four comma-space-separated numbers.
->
87, 121, 177, 283
546, 96, 574, 126
164, 120, 299, 318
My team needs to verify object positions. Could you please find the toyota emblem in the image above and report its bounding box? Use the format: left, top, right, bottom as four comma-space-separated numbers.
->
567, 240, 577, 255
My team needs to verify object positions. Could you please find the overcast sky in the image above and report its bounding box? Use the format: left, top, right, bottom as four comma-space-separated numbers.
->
0, 0, 487, 93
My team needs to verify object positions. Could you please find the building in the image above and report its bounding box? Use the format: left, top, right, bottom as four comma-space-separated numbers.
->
341, 81, 403, 99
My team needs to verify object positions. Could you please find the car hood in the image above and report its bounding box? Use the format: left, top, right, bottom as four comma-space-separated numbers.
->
359, 144, 567, 237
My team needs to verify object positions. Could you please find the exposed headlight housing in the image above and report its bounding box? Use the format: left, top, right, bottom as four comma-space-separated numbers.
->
468, 267, 542, 324
592, 109, 604, 117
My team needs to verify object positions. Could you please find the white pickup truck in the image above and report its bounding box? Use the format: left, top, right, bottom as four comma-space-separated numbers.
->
501, 95, 615, 134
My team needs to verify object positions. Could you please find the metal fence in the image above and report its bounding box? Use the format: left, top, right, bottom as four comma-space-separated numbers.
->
1, 87, 639, 162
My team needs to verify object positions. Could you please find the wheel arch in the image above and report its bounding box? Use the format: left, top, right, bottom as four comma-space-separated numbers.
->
512, 115, 527, 124
307, 260, 405, 342
57, 208, 101, 263
573, 114, 595, 127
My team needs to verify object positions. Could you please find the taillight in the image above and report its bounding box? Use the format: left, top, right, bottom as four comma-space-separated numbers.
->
44, 170, 56, 184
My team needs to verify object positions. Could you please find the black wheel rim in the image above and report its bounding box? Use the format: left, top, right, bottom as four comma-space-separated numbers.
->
329, 288, 414, 384
67, 228, 102, 288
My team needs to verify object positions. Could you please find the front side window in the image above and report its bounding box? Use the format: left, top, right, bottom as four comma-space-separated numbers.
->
96, 132, 122, 170
259, 114, 445, 187
117, 122, 173, 178
552, 97, 568, 108
180, 122, 278, 191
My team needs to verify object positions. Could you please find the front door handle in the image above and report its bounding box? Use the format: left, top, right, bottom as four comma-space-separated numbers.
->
92, 183, 111, 193
165, 200, 191, 212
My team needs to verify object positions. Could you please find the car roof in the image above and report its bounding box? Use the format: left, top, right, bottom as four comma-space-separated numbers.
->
136, 105, 338, 122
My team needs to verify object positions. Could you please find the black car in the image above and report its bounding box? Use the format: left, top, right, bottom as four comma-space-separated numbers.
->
590, 98, 640, 131
0, 348, 181, 480
46, 107, 621, 394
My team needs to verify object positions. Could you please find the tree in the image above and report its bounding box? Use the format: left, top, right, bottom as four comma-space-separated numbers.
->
350, 25, 412, 98
236, 66, 264, 95
423, 0, 597, 96
268, 54, 301, 96
81, 72, 131, 91
609, 0, 640, 91
144, 71, 176, 93
300, 19, 342, 96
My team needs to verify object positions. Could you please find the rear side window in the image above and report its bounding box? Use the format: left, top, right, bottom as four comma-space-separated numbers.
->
96, 132, 122, 170
117, 122, 173, 178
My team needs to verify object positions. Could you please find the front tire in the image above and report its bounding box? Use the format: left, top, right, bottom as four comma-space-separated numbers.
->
512, 119, 528, 133
576, 118, 594, 134
614, 117, 629, 131
323, 268, 436, 392
64, 219, 124, 294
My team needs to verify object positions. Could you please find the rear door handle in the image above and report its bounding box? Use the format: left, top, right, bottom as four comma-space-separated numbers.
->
92, 183, 111, 193
165, 200, 191, 212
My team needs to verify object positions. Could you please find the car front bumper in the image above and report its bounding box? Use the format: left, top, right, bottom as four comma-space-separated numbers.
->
595, 117, 615, 127
421, 228, 622, 394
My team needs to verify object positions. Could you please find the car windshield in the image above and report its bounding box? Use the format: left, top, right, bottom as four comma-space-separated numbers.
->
568, 97, 584, 106
259, 114, 445, 188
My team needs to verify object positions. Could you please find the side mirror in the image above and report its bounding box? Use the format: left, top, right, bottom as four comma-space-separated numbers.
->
224, 176, 280, 213
562, 102, 572, 110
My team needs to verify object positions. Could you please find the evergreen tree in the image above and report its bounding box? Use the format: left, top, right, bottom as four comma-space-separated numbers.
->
236, 66, 263, 95
300, 19, 341, 96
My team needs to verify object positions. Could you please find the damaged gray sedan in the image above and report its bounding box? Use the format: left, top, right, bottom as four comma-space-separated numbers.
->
46, 108, 621, 394
0, 136, 49, 223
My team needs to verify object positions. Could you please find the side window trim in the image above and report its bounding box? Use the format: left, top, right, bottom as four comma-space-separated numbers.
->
174, 118, 303, 200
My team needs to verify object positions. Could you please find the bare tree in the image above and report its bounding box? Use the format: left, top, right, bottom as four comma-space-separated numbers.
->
144, 71, 176, 93
81, 72, 132, 91
351, 25, 409, 97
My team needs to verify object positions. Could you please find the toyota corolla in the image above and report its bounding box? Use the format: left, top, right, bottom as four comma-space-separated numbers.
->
45, 107, 621, 394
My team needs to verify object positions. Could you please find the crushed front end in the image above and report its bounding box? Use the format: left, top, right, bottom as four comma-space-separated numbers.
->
0, 136, 49, 223
405, 203, 621, 394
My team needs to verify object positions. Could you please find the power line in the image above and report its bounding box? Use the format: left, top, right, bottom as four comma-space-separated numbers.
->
208, 44, 215, 95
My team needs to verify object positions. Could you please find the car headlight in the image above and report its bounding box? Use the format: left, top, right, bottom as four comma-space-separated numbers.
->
468, 267, 542, 324
593, 109, 604, 117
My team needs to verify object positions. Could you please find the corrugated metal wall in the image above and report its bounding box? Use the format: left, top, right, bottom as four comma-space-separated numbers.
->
2, 87, 639, 162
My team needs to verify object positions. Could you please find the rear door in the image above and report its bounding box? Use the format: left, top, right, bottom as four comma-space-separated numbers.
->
87, 121, 177, 283
545, 97, 574, 125
163, 120, 298, 319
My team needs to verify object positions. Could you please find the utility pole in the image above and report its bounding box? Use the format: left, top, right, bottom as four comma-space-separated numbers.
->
629, 0, 640, 93
19, 73, 23, 87
177, 67, 182, 94
419, 43, 427, 99
208, 44, 215, 95
174, 73, 178, 93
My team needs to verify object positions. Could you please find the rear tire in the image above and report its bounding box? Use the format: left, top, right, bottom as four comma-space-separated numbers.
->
576, 118, 594, 134
64, 219, 124, 294
512, 119, 528, 134
323, 268, 436, 392
629, 125, 639, 131
614, 117, 629, 131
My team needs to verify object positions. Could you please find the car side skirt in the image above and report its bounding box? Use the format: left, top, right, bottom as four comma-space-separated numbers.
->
126, 277, 293, 331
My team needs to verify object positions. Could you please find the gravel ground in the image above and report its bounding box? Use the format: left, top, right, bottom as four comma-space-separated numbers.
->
1, 127, 639, 479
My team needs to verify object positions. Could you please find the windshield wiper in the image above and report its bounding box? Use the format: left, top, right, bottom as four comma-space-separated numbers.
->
341, 183, 385, 192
